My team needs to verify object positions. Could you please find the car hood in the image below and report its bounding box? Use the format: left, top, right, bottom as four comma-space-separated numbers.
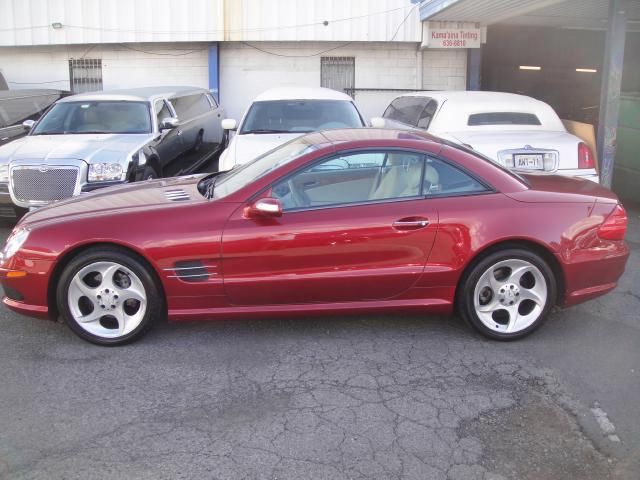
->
233, 133, 303, 165
3, 133, 153, 164
442, 130, 579, 162
19, 174, 209, 228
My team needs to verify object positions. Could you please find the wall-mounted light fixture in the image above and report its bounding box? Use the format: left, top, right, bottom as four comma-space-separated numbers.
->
51, 22, 63, 29
576, 68, 598, 73
519, 65, 541, 71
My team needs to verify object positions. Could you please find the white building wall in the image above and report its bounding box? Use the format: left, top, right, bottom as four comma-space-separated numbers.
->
0, 0, 420, 46
0, 40, 468, 122
220, 42, 468, 121
422, 49, 467, 90
0, 43, 209, 91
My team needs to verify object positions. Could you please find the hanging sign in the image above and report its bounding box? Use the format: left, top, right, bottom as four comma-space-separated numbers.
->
424, 21, 481, 48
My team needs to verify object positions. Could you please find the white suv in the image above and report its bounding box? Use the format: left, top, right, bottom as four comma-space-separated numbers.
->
219, 87, 366, 171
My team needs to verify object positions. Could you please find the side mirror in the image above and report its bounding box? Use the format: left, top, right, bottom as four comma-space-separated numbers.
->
370, 117, 385, 128
160, 117, 179, 130
221, 118, 237, 131
22, 120, 35, 130
244, 198, 283, 218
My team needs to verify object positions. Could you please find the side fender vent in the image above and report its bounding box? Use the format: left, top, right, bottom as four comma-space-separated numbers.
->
167, 260, 210, 282
164, 189, 190, 202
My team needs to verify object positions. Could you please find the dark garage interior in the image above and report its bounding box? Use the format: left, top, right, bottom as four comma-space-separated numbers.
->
481, 25, 640, 202
481, 26, 640, 124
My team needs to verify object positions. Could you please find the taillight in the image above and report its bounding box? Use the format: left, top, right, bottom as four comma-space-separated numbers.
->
578, 142, 595, 169
598, 204, 628, 240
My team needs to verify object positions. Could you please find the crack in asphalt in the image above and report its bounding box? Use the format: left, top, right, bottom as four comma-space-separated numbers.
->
0, 316, 617, 480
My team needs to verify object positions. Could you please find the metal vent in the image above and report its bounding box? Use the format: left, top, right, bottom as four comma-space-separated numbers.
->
164, 189, 190, 202
11, 167, 79, 204
165, 260, 211, 282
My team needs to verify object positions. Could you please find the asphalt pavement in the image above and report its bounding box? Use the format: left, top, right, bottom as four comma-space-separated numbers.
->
0, 203, 638, 480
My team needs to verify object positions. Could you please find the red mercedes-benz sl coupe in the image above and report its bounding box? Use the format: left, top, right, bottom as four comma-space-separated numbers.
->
0, 129, 629, 345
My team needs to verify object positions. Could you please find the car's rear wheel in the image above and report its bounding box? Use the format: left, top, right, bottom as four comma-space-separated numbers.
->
457, 248, 556, 340
56, 247, 163, 345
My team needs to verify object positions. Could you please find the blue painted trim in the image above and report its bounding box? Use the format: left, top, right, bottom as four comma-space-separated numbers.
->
419, 0, 463, 21
208, 43, 219, 103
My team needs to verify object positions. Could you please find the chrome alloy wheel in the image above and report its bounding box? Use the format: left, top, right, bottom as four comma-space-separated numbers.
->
473, 259, 548, 334
67, 261, 147, 339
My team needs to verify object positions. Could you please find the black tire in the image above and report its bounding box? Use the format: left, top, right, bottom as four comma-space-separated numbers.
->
142, 165, 158, 180
56, 246, 165, 346
456, 248, 557, 341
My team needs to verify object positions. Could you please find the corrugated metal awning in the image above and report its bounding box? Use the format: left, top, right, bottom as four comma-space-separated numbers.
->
419, 0, 640, 30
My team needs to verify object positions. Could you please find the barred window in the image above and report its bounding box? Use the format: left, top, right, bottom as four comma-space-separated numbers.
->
68, 58, 103, 94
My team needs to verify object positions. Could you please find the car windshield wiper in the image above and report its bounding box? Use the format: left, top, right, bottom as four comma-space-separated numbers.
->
242, 129, 292, 134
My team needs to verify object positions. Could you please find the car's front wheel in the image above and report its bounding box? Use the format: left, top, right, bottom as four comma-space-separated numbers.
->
457, 248, 557, 340
56, 246, 164, 345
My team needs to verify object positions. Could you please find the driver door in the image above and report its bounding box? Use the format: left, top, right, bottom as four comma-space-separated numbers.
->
154, 99, 183, 167
221, 150, 439, 306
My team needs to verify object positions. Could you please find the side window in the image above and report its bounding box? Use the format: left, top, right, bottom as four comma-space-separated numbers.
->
383, 97, 428, 127
170, 94, 210, 121
416, 99, 438, 130
155, 100, 172, 126
423, 157, 488, 196
272, 151, 425, 211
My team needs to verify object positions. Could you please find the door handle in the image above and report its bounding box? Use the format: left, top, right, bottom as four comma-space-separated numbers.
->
177, 130, 183, 136
392, 218, 430, 230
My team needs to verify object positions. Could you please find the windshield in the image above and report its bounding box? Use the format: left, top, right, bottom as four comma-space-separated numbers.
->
0, 92, 62, 128
32, 101, 152, 135
209, 136, 321, 198
239, 100, 363, 134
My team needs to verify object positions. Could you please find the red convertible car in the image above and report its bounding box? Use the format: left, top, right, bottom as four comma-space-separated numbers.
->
0, 129, 629, 345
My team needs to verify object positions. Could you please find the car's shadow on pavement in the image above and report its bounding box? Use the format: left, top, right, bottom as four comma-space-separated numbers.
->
146, 312, 474, 345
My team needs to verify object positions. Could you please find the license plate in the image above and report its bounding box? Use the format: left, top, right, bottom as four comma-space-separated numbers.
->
514, 154, 544, 170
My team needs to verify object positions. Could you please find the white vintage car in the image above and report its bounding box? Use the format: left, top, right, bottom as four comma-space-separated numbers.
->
218, 87, 366, 171
378, 91, 598, 183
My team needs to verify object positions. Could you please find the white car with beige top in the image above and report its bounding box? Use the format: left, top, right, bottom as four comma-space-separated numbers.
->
377, 91, 599, 183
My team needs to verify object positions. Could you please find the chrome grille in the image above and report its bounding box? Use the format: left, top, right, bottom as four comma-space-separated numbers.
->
11, 167, 79, 203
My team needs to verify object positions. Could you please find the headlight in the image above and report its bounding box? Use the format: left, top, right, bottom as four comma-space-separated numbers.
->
1, 228, 29, 262
0, 164, 8, 183
88, 163, 124, 182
